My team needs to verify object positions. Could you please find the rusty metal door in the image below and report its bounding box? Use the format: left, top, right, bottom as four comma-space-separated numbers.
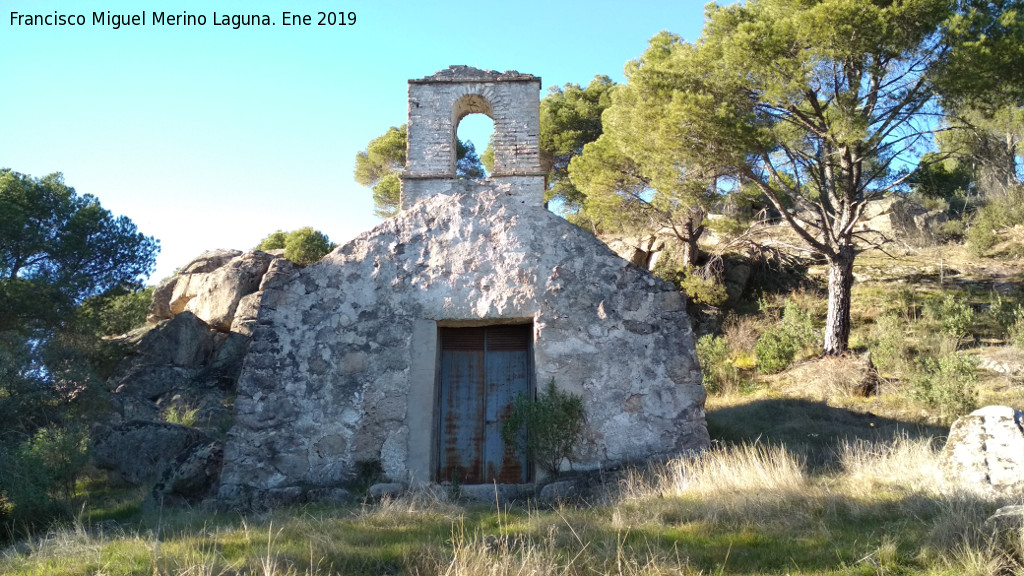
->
438, 325, 531, 484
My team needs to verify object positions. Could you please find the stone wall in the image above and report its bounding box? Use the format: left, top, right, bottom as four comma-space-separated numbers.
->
218, 187, 709, 506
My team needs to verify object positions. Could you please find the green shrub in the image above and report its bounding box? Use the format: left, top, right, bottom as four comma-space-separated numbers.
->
0, 425, 89, 537
256, 227, 337, 267
908, 354, 978, 422
256, 230, 288, 251
28, 425, 89, 502
77, 286, 153, 337
656, 263, 728, 306
987, 293, 1024, 346
0, 444, 60, 536
755, 331, 797, 374
501, 379, 585, 476
967, 185, 1024, 255
284, 227, 335, 267
936, 219, 966, 242
696, 335, 741, 394
870, 313, 908, 373
755, 300, 819, 374
679, 266, 728, 306
162, 404, 200, 427
1010, 309, 1024, 348
925, 292, 975, 342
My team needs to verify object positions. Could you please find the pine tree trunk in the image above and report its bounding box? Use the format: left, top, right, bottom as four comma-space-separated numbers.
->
824, 245, 855, 356
676, 209, 705, 268
680, 235, 699, 268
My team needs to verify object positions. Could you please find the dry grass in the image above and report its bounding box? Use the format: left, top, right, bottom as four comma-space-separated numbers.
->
721, 314, 760, 355
8, 440, 1024, 575
623, 443, 808, 503
836, 435, 947, 497
354, 485, 462, 527
409, 522, 698, 576
781, 355, 873, 401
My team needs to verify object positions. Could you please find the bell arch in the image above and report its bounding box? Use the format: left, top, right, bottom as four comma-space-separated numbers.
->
451, 93, 494, 176
401, 65, 545, 210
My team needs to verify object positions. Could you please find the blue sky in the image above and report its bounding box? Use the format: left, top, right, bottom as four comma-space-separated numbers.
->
1, 0, 708, 281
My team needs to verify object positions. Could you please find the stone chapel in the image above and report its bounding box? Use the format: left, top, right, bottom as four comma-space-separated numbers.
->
217, 66, 709, 505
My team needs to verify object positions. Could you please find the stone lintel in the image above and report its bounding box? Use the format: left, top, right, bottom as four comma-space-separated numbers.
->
410, 65, 540, 85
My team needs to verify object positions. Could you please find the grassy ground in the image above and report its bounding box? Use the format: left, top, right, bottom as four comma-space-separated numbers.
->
4, 243, 1024, 575
3, 433, 1022, 575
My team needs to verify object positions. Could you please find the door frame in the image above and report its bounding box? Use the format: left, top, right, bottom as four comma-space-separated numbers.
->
432, 320, 535, 484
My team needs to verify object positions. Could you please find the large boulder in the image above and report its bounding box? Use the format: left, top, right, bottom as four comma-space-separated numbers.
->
92, 421, 213, 485
96, 248, 298, 506
150, 441, 224, 507
107, 312, 220, 406
150, 249, 243, 321
106, 312, 249, 428
124, 311, 220, 369
184, 251, 277, 331
230, 257, 296, 336
942, 405, 1024, 495
149, 249, 284, 331
857, 197, 947, 244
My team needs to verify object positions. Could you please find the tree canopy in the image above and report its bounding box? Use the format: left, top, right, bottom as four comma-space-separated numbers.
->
568, 61, 723, 266
1, 171, 157, 523
589, 0, 967, 355
935, 0, 1024, 111
0, 170, 158, 333
354, 126, 407, 219
539, 76, 616, 212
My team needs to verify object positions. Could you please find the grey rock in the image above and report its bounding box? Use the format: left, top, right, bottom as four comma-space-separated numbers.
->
723, 261, 753, 301
149, 250, 243, 322
136, 312, 219, 369
368, 482, 406, 499
259, 257, 297, 292
92, 421, 212, 485
210, 332, 251, 384
857, 197, 948, 244
185, 251, 276, 331
987, 505, 1024, 535
306, 487, 353, 504
230, 292, 262, 337
459, 483, 534, 504
539, 480, 577, 503
112, 365, 197, 401
942, 405, 1024, 495
151, 441, 224, 507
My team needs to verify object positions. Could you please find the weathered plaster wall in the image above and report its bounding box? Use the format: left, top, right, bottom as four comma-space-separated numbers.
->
218, 187, 709, 505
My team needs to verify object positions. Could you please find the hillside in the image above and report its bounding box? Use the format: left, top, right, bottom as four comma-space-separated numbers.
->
3, 222, 1024, 575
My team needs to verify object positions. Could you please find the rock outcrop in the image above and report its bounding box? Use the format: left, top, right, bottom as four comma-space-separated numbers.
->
92, 421, 213, 485
95, 249, 296, 506
856, 197, 947, 244
149, 249, 287, 331
942, 405, 1024, 495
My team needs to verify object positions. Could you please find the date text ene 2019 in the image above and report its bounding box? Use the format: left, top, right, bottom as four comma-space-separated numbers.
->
283, 12, 357, 26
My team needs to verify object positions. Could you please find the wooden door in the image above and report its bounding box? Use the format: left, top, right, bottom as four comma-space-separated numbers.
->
437, 325, 531, 484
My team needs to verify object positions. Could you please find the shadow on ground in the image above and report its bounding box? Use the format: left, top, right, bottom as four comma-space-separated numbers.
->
707, 397, 948, 471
